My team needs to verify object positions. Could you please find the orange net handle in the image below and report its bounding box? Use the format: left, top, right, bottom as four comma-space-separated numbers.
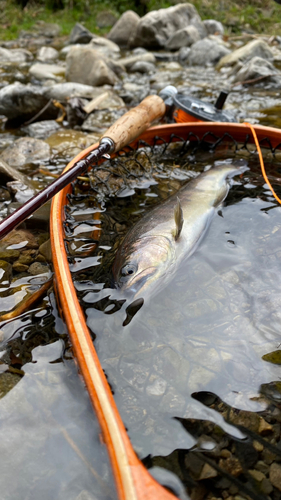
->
244, 121, 281, 205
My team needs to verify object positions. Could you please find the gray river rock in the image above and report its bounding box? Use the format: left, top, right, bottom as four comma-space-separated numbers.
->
165, 26, 201, 51
107, 10, 140, 48
36, 46, 59, 62
66, 46, 119, 86
68, 22, 94, 45
29, 62, 66, 81
217, 38, 274, 69
0, 47, 33, 63
131, 3, 207, 48
231, 56, 281, 87
0, 82, 49, 120
188, 37, 230, 66
203, 19, 224, 36
88, 37, 120, 58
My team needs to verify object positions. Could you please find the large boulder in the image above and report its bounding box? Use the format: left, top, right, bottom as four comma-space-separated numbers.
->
231, 56, 281, 87
217, 39, 274, 69
165, 26, 200, 50
130, 3, 207, 49
188, 38, 230, 66
65, 46, 119, 86
107, 10, 140, 47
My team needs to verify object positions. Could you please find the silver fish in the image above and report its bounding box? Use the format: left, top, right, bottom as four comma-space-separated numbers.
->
113, 163, 246, 299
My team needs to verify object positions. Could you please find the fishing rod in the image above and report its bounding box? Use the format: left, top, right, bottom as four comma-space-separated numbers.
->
0, 85, 234, 241
0, 95, 166, 240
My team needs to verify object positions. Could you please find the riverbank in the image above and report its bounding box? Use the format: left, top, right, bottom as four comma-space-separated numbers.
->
0, 0, 280, 41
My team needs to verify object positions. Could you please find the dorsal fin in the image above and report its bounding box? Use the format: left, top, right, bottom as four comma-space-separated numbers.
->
174, 197, 184, 241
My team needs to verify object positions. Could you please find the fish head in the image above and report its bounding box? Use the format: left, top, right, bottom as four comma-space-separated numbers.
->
113, 235, 173, 299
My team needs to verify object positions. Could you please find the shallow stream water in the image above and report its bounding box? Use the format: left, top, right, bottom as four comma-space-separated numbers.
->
1, 45, 281, 499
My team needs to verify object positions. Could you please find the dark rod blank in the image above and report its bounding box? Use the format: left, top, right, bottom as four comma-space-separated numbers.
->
0, 141, 111, 241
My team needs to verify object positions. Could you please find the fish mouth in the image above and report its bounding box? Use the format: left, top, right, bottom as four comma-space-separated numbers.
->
120, 266, 158, 297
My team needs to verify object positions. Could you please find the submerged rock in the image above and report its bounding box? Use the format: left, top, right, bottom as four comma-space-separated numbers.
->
130, 3, 207, 48
107, 10, 140, 47
217, 39, 274, 69
0, 159, 34, 186
22, 120, 61, 140
7, 181, 35, 204
81, 108, 127, 134
0, 137, 51, 168
66, 46, 118, 86
0, 260, 12, 283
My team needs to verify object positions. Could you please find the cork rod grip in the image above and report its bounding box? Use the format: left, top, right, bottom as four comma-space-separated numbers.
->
101, 94, 166, 153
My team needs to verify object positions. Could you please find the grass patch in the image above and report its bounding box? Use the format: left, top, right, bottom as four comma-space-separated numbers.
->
0, 0, 280, 41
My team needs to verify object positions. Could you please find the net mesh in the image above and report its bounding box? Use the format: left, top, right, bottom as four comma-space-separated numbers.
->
63, 130, 281, 500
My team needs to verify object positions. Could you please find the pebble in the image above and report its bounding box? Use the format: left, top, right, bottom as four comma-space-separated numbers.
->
269, 462, 281, 491
249, 469, 265, 482
199, 463, 218, 480
28, 261, 49, 275
261, 477, 273, 495
218, 457, 243, 477
253, 440, 264, 452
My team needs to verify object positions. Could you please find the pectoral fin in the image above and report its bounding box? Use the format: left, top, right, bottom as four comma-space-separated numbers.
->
174, 197, 184, 241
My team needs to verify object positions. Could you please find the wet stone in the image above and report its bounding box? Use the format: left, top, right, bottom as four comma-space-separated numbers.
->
37, 46, 59, 62
22, 120, 61, 140
0, 260, 12, 283
0, 137, 51, 169
0, 372, 21, 398
199, 463, 218, 480
12, 261, 29, 273
0, 188, 11, 202
185, 453, 204, 479
249, 469, 265, 482
261, 477, 273, 495
218, 457, 243, 477
39, 239, 52, 263
255, 460, 269, 474
269, 462, 281, 491
28, 262, 49, 275
0, 249, 20, 262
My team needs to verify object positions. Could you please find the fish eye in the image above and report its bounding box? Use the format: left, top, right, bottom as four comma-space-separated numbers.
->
121, 264, 137, 277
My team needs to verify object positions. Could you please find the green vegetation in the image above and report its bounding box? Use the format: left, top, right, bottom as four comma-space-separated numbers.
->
0, 0, 280, 41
